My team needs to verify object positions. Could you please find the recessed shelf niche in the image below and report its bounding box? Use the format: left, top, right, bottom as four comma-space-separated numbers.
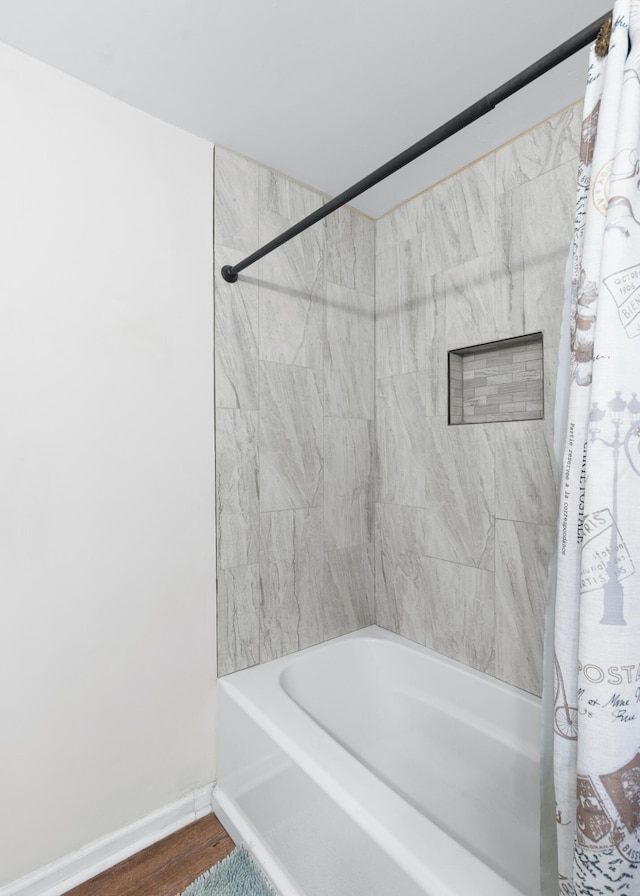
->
448, 332, 543, 425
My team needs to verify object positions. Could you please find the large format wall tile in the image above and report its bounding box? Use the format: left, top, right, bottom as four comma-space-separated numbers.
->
325, 206, 375, 295
324, 543, 375, 641
260, 361, 323, 512
214, 247, 259, 410
442, 254, 512, 348
324, 282, 374, 419
494, 420, 557, 526
498, 159, 576, 340
217, 564, 261, 676
214, 147, 260, 253
376, 155, 495, 267
424, 418, 495, 569
495, 104, 581, 194
260, 508, 324, 662
375, 503, 427, 646
324, 417, 373, 551
422, 156, 495, 274
258, 209, 325, 370
424, 273, 448, 418
544, 342, 561, 457
375, 191, 427, 257
375, 234, 428, 378
257, 166, 326, 369
216, 408, 259, 569
494, 519, 556, 695
376, 372, 427, 507
259, 165, 326, 221
423, 557, 495, 675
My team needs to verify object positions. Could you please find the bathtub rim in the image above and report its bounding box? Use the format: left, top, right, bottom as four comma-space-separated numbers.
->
220, 624, 541, 703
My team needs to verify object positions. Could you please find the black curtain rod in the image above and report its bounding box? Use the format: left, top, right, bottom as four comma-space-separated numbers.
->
221, 11, 612, 283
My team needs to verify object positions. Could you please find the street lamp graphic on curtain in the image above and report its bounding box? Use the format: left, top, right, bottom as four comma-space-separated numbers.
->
586, 393, 640, 626
552, 2, 640, 893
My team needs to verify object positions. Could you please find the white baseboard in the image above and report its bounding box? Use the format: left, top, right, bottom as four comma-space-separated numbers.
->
1, 783, 216, 896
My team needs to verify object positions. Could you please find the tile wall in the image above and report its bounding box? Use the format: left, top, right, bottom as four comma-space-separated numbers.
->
374, 103, 582, 695
214, 147, 375, 675
215, 103, 582, 695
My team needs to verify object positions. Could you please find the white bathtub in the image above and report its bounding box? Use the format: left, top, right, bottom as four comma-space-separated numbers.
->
213, 626, 541, 896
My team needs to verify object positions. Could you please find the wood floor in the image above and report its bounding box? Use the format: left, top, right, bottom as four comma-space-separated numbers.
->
64, 814, 235, 896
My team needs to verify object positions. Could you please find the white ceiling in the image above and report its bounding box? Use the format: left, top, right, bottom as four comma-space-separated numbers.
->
0, 0, 611, 218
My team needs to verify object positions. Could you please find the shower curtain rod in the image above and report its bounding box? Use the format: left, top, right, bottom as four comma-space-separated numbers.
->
220, 11, 612, 284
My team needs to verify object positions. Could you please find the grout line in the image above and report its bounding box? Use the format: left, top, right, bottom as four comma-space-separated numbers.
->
212, 146, 222, 680
256, 184, 264, 668
372, 213, 378, 628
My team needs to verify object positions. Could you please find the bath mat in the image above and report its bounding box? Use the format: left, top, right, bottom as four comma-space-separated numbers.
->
179, 846, 276, 896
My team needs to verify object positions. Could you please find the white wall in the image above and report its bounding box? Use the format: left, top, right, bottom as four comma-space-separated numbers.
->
0, 43, 216, 886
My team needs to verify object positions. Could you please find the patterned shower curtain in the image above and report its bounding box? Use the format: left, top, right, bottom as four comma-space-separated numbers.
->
552, 2, 640, 892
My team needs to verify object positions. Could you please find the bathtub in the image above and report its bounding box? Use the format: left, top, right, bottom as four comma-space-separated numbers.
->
213, 626, 541, 896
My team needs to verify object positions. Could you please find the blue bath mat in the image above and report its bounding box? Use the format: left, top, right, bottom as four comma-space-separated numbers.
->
179, 846, 276, 896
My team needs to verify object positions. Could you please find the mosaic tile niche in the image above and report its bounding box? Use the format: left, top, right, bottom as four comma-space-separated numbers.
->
449, 333, 544, 425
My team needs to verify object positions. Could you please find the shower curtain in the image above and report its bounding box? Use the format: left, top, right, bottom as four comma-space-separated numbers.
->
551, 2, 640, 893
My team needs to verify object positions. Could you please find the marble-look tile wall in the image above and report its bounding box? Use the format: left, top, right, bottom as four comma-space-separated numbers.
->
374, 103, 582, 696
215, 147, 375, 675
216, 105, 580, 692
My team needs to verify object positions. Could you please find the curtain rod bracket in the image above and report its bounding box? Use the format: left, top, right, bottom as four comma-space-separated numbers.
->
596, 16, 613, 56
221, 265, 239, 283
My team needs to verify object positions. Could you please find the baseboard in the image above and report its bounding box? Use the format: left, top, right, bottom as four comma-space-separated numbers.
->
1, 783, 216, 896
